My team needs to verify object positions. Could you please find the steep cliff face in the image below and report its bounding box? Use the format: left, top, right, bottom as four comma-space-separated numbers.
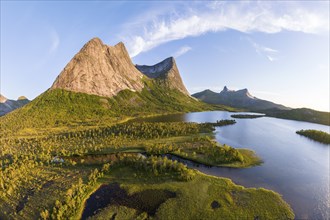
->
136, 57, 190, 96
51, 38, 144, 97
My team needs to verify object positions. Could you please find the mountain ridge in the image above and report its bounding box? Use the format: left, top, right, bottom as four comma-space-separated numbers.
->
0, 95, 30, 116
193, 86, 290, 111
192, 87, 329, 125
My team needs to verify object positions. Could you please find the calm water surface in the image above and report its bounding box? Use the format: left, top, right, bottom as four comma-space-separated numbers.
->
137, 111, 330, 220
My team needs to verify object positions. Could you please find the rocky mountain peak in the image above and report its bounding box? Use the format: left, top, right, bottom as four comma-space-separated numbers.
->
0, 94, 30, 116
238, 88, 254, 98
220, 86, 235, 93
51, 38, 144, 97
135, 57, 173, 78
136, 57, 189, 95
193, 87, 291, 111
221, 87, 254, 99
81, 37, 103, 51
0, 94, 7, 103
17, 96, 28, 100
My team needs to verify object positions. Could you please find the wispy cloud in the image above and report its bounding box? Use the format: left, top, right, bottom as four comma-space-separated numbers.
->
246, 38, 279, 62
173, 46, 192, 58
49, 28, 60, 54
122, 2, 329, 57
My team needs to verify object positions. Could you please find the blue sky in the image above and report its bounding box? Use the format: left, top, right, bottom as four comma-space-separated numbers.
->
1, 1, 329, 111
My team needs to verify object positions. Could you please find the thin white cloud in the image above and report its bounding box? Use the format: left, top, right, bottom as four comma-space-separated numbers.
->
266, 56, 275, 62
49, 29, 60, 54
246, 37, 279, 62
122, 2, 329, 57
173, 46, 192, 58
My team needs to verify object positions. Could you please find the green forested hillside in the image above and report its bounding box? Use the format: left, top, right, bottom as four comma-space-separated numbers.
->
263, 108, 330, 126
0, 80, 233, 137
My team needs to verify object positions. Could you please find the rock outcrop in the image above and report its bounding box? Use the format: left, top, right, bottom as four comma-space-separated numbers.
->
51, 38, 144, 97
136, 57, 190, 96
0, 94, 7, 103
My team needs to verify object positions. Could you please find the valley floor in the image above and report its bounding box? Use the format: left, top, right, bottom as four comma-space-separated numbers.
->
0, 121, 293, 219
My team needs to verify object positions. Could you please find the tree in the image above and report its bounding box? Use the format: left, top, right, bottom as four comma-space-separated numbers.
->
40, 209, 49, 220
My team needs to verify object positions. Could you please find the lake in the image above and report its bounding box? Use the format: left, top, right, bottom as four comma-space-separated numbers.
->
136, 111, 330, 220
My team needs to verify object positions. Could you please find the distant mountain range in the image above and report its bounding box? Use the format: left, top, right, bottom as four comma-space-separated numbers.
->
192, 86, 290, 111
0, 95, 29, 116
192, 87, 329, 126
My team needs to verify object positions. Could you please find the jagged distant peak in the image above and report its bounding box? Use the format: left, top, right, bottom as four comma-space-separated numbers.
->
218, 86, 256, 99
0, 94, 30, 116
17, 96, 28, 100
220, 86, 236, 93
192, 86, 290, 111
221, 86, 250, 93
239, 88, 249, 92
0, 94, 7, 103
51, 37, 144, 98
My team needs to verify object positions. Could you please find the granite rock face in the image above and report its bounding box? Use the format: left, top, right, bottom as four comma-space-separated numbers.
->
51, 38, 144, 97
0, 94, 7, 103
136, 57, 190, 96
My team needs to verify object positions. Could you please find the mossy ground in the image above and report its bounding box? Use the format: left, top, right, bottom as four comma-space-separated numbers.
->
172, 148, 262, 168
86, 166, 294, 220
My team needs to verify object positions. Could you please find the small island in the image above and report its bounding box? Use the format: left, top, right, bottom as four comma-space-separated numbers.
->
231, 114, 264, 119
296, 129, 330, 144
207, 119, 236, 126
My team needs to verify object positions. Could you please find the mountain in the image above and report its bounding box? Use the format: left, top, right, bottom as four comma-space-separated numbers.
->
262, 108, 330, 126
51, 38, 144, 97
193, 87, 329, 125
136, 57, 190, 96
192, 86, 290, 111
0, 94, 7, 103
0, 38, 220, 136
0, 95, 30, 116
